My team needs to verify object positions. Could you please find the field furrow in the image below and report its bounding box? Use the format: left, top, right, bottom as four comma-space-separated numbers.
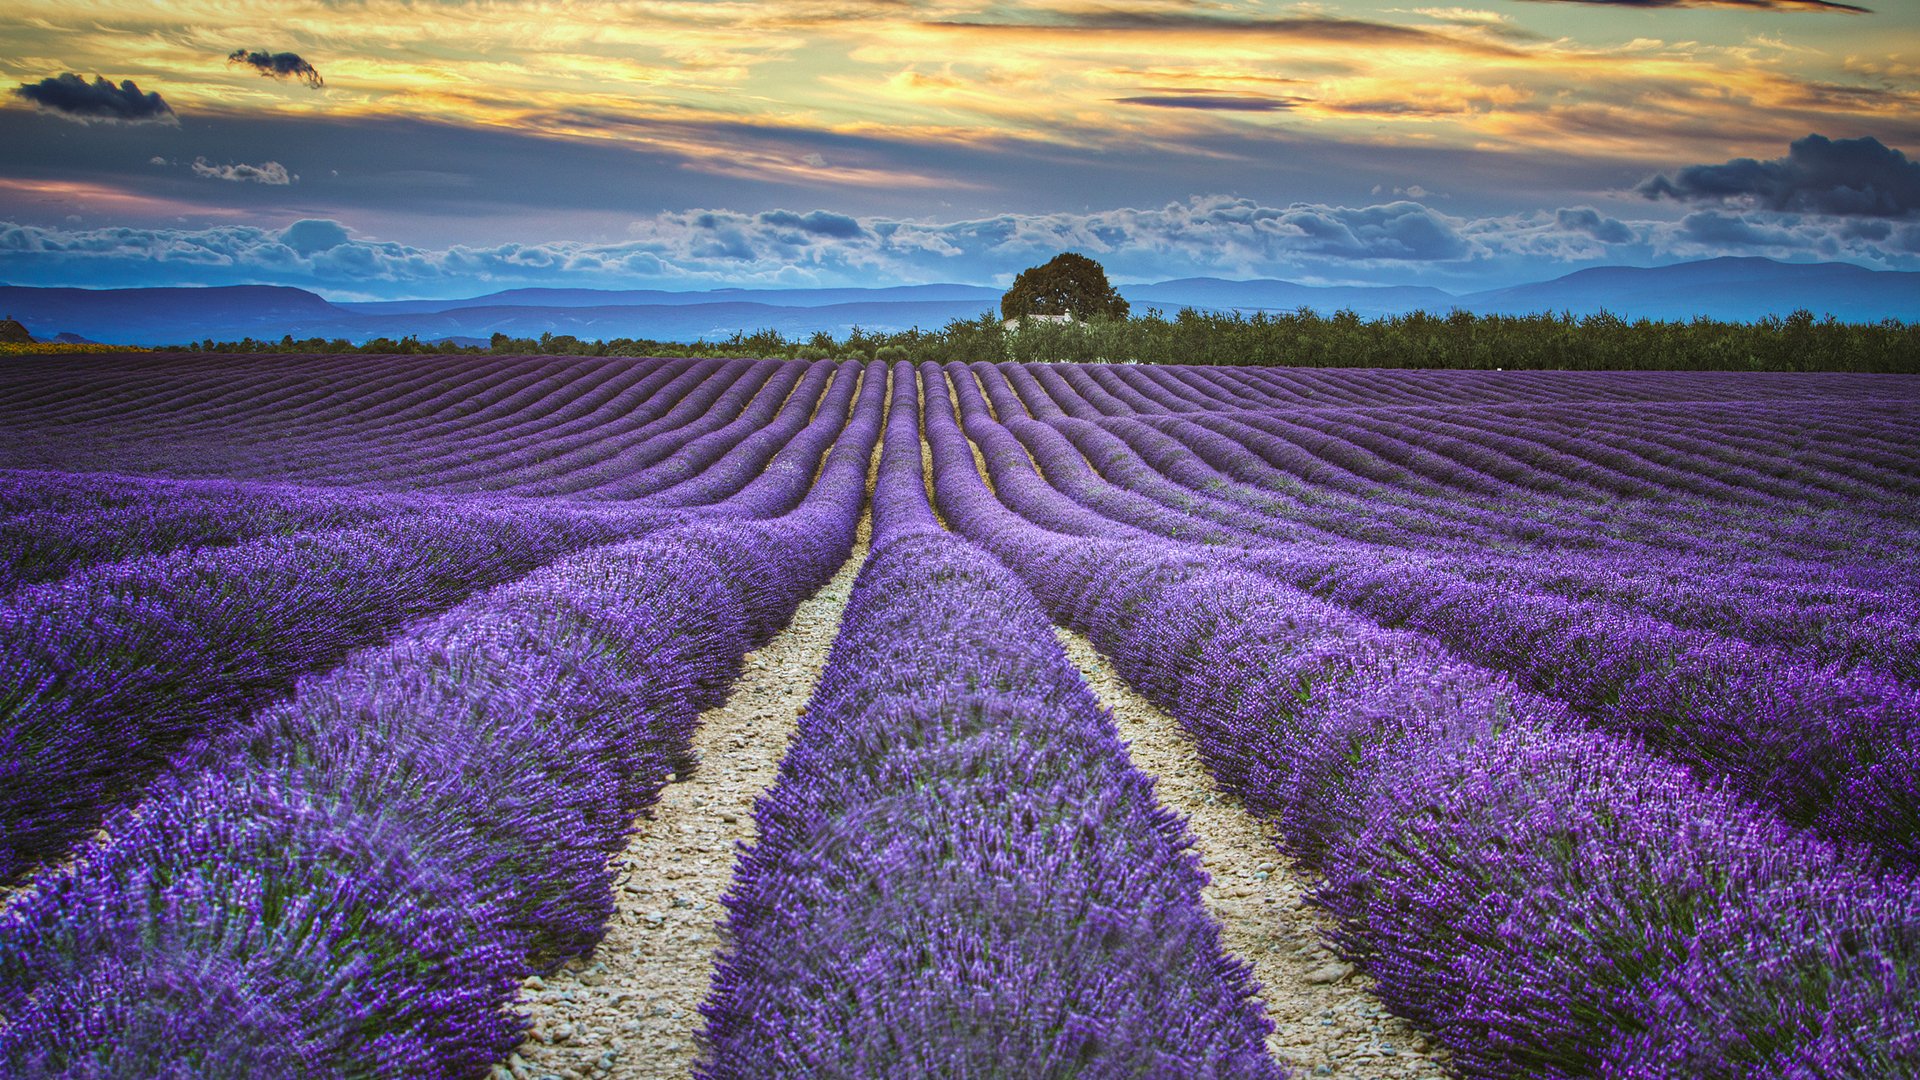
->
0, 353, 1914, 1079
509, 514, 867, 1080
1056, 626, 1447, 1078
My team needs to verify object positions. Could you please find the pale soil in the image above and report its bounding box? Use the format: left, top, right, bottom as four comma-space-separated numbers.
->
500, 476, 1446, 1080
1056, 627, 1449, 1079
501, 516, 869, 1080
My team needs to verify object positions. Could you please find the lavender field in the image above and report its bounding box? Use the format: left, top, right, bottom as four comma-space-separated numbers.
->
1, 353, 1916, 1078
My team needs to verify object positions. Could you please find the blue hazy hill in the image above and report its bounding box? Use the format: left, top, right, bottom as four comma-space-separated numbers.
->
3, 258, 1912, 345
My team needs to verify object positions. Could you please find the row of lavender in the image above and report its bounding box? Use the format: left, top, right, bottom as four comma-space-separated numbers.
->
0, 355, 828, 497
0, 358, 875, 883
1007, 361, 1918, 556
920, 364, 1919, 1075
0, 363, 882, 1074
959, 361, 1920, 864
698, 364, 1278, 1076
1, 352, 1914, 1075
0, 501, 628, 883
4, 353, 1904, 492
983, 365, 1920, 674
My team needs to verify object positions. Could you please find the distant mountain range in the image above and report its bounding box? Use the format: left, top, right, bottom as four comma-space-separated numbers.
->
2, 258, 1913, 346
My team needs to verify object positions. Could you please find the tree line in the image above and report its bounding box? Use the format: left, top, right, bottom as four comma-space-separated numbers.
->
162, 307, 1918, 374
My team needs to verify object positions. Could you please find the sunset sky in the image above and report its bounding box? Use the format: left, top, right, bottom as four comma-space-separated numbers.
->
4, 0, 1917, 299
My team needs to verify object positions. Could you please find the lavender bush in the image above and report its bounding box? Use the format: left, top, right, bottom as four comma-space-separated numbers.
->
0, 354, 1913, 1077
919, 362, 1920, 1076
0, 508, 630, 882
699, 406, 1280, 1076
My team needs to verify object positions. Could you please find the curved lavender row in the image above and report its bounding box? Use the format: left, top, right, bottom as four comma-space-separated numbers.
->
1316, 397, 1912, 514
1081, 364, 1176, 415
1096, 410, 1614, 549
344, 358, 689, 487
269, 357, 729, 492
0, 769, 526, 1078
652, 360, 855, 507
1095, 364, 1232, 411
990, 402, 1920, 682
0, 388, 879, 1077
0, 471, 425, 594
1004, 372, 1920, 857
262, 357, 574, 439
956, 365, 1290, 547
1225, 404, 1920, 569
1133, 410, 1917, 573
1231, 408, 1639, 503
1378, 404, 1906, 512
919, 366, 1918, 1078
1611, 410, 1920, 502
991, 381, 1920, 685
1144, 410, 1502, 504
973, 377, 1918, 652
503, 358, 782, 498
1179, 367, 1283, 411
1114, 408, 1639, 552
1314, 404, 1776, 508
946, 366, 1243, 547
1214, 366, 1909, 408
1144, 365, 1251, 411
999, 414, 1321, 547
323, 359, 628, 455
1231, 541, 1920, 866
297, 361, 581, 453
660, 360, 880, 649
218, 357, 651, 487
698, 388, 1279, 1079
139, 357, 549, 462
1460, 402, 1920, 506
585, 359, 832, 500
678, 360, 883, 519
1026, 362, 1119, 421
872, 360, 937, 536
946, 369, 1159, 542
967, 372, 1920, 863
1089, 411, 1547, 551
0, 356, 561, 484
414, 358, 734, 493
1437, 547, 1920, 683
0, 353, 459, 430
1427, 400, 1920, 501
1311, 407, 1704, 502
1050, 362, 1135, 416
1002, 363, 1068, 419
998, 361, 1920, 580
989, 363, 1693, 562
0, 506, 643, 884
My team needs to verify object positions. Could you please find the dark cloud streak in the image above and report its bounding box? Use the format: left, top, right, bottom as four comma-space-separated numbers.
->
1640, 135, 1920, 217
12, 74, 176, 125
926, 12, 1524, 56
1516, 0, 1869, 13
1116, 95, 1302, 112
228, 49, 325, 89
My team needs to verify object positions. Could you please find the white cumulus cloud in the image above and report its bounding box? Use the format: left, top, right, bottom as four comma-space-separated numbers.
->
0, 195, 1914, 299
190, 158, 294, 185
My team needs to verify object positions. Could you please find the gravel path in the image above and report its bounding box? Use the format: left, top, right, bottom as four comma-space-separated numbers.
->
1055, 627, 1450, 1079
502, 518, 870, 1080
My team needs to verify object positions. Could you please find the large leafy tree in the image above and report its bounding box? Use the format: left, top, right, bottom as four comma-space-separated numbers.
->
1000, 253, 1130, 322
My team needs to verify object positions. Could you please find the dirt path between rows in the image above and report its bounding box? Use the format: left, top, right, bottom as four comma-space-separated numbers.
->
1055, 627, 1449, 1079
503, 517, 869, 1080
